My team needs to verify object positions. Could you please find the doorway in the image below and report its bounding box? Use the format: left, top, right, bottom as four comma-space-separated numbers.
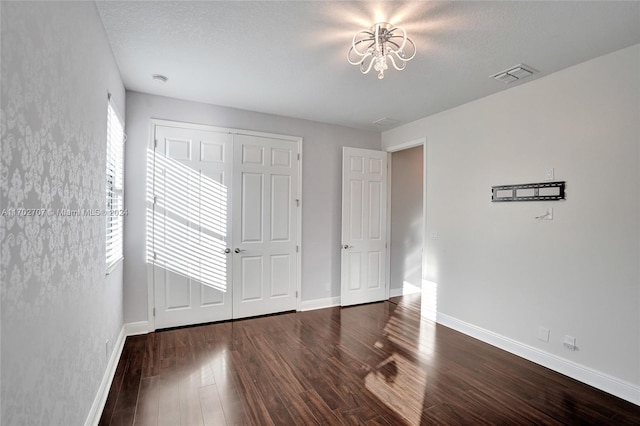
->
389, 144, 424, 295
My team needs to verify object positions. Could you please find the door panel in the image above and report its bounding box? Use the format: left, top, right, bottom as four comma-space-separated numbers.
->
201, 284, 224, 306
369, 181, 382, 238
232, 134, 299, 319
240, 256, 263, 301
348, 252, 362, 290
350, 180, 363, 240
341, 147, 388, 306
271, 175, 291, 241
271, 254, 291, 297
166, 273, 190, 308
241, 173, 263, 242
152, 125, 233, 329
368, 251, 382, 288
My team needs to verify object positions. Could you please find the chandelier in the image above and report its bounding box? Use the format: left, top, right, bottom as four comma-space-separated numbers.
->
347, 22, 416, 79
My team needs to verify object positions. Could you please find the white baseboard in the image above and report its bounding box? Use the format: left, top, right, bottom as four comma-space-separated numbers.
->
436, 313, 640, 406
299, 296, 340, 312
84, 321, 151, 426
84, 326, 127, 426
389, 288, 404, 298
124, 320, 150, 336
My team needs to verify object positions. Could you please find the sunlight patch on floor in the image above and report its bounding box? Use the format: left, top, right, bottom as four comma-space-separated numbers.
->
364, 352, 427, 425
401, 281, 422, 295
356, 279, 439, 423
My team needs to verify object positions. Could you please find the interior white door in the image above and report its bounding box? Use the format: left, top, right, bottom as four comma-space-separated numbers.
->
232, 134, 299, 319
341, 147, 388, 306
152, 125, 233, 329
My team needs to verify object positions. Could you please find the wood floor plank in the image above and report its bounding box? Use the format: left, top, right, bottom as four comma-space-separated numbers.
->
107, 336, 146, 426
364, 415, 394, 426
236, 337, 297, 424
159, 329, 176, 373
252, 334, 307, 391
141, 332, 161, 379
277, 390, 322, 426
178, 381, 204, 426
156, 372, 181, 426
209, 352, 251, 425
228, 349, 274, 425
306, 375, 352, 412
298, 389, 343, 425
99, 297, 640, 425
98, 343, 132, 426
132, 376, 159, 426
198, 384, 227, 426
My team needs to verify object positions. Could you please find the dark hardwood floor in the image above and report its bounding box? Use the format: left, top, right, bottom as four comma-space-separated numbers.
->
100, 296, 640, 425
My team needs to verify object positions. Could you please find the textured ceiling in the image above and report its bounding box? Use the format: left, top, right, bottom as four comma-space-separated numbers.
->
96, 1, 640, 131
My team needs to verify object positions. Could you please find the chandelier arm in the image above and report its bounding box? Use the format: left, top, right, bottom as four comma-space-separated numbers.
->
350, 39, 376, 58
385, 40, 403, 52
349, 40, 377, 64
347, 49, 363, 65
387, 54, 407, 71
348, 48, 371, 65
351, 31, 375, 55
360, 56, 376, 74
354, 39, 376, 50
386, 36, 416, 61
402, 38, 417, 61
391, 26, 408, 52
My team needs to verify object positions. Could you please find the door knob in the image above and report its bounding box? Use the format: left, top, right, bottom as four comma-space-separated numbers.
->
224, 248, 231, 254
234, 248, 246, 254
342, 244, 353, 249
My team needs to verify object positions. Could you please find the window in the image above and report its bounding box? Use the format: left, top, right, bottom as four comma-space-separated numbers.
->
106, 95, 125, 273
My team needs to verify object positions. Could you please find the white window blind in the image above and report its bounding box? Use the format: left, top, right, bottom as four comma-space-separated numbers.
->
106, 96, 125, 272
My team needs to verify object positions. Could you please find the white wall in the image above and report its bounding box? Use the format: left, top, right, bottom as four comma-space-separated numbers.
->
390, 146, 423, 292
0, 2, 125, 424
124, 92, 380, 322
383, 45, 640, 396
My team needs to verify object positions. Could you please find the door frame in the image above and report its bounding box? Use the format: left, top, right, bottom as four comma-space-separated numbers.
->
383, 137, 427, 299
146, 119, 303, 331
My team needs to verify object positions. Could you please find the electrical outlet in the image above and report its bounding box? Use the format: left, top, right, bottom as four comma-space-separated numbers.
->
430, 231, 438, 240
544, 168, 554, 181
563, 335, 577, 351
538, 326, 550, 342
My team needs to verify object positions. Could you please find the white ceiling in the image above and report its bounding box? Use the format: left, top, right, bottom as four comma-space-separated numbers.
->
96, 1, 640, 131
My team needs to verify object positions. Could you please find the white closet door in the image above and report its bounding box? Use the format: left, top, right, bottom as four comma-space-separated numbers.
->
341, 147, 388, 306
152, 125, 233, 329
232, 134, 299, 319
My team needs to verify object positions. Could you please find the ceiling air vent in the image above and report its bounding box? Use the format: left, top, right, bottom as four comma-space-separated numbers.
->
491, 64, 536, 84
152, 74, 168, 83
373, 117, 401, 127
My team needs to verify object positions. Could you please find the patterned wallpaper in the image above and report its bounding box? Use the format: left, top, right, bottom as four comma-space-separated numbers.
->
1, 2, 124, 424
